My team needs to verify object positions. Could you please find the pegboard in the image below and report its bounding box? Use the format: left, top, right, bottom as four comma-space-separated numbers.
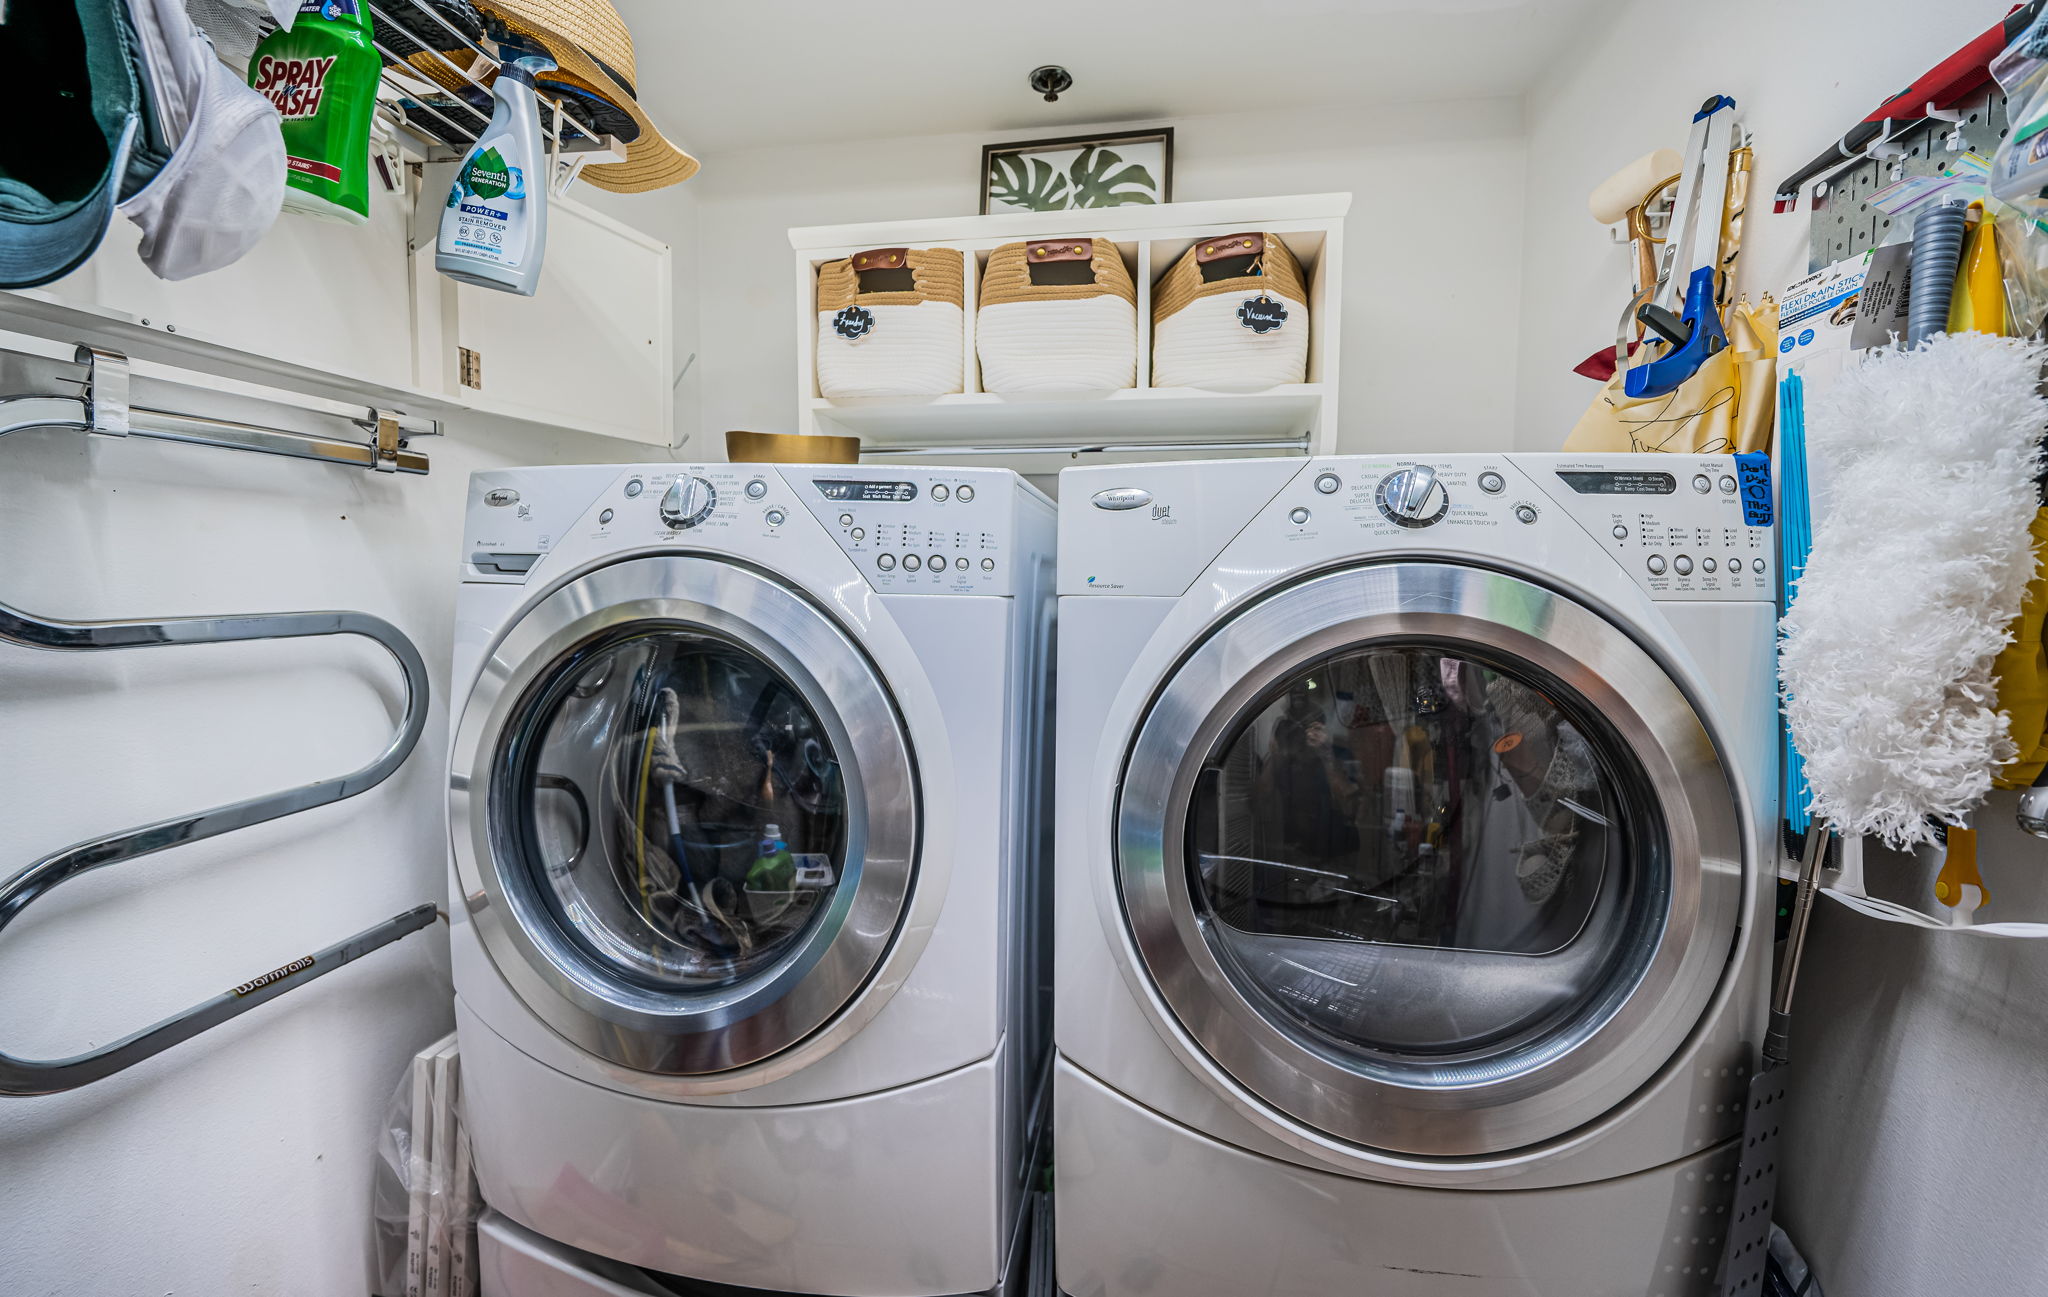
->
1805, 91, 2010, 271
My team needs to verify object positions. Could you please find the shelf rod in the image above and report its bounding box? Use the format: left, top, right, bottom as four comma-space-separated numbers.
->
0, 347, 431, 475
861, 437, 1311, 458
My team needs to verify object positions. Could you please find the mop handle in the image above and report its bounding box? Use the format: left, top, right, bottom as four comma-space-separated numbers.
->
1765, 816, 1831, 1068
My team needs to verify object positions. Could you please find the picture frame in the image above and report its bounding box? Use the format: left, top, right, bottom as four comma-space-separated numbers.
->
979, 129, 1174, 215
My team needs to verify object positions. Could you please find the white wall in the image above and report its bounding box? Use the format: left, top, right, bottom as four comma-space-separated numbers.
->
684, 99, 1529, 456
1519, 3, 2048, 1293
0, 276, 657, 1295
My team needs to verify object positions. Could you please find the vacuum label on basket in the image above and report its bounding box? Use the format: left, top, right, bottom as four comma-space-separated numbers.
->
1238, 294, 1288, 334
833, 305, 876, 339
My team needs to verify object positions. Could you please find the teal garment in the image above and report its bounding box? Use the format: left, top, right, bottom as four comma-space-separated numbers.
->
0, 0, 168, 286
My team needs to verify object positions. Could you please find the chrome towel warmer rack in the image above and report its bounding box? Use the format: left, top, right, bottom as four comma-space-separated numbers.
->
0, 600, 435, 1095
0, 349, 440, 1095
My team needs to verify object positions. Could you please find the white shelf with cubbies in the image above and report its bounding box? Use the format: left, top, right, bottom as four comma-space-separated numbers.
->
789, 194, 1349, 474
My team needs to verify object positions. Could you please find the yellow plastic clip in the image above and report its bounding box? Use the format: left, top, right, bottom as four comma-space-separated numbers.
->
1934, 825, 1988, 908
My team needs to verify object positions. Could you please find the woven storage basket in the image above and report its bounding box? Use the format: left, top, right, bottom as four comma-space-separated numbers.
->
1151, 232, 1310, 390
977, 238, 1137, 393
815, 247, 966, 398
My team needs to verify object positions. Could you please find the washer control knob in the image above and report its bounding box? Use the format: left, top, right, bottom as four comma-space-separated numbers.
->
1477, 470, 1506, 495
1375, 465, 1449, 528
745, 478, 769, 500
1289, 507, 1311, 525
1673, 554, 1694, 575
660, 476, 717, 529
1314, 472, 1342, 495
877, 553, 896, 571
1514, 504, 1539, 525
1647, 554, 1667, 575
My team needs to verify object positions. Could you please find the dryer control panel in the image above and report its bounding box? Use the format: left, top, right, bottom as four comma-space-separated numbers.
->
1060, 454, 1774, 602
1273, 455, 1773, 602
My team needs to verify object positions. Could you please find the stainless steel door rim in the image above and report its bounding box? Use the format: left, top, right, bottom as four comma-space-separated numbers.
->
451, 555, 919, 1075
1116, 562, 1744, 1157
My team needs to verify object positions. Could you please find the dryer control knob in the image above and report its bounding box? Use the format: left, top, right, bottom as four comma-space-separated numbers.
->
1375, 465, 1450, 528
661, 476, 717, 529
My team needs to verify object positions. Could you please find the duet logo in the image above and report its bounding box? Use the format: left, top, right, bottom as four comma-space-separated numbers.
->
252, 54, 338, 120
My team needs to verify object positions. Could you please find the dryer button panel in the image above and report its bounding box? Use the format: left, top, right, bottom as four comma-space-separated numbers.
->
1542, 457, 1774, 602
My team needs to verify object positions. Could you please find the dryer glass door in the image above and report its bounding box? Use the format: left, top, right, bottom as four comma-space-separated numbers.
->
1117, 562, 1745, 1157
453, 556, 919, 1076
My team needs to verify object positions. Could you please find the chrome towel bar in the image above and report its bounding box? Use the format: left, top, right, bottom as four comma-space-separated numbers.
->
0, 346, 431, 475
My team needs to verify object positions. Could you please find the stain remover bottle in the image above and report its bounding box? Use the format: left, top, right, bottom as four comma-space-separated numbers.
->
436, 49, 555, 295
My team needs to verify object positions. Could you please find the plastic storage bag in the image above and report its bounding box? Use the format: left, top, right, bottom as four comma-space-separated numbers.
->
371, 1033, 480, 1297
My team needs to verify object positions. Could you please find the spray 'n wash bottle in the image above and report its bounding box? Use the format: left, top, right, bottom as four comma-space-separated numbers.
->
436, 51, 555, 295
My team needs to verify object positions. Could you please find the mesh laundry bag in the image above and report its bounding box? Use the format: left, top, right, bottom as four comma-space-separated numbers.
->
977, 237, 1137, 393
815, 247, 966, 398
1151, 232, 1309, 390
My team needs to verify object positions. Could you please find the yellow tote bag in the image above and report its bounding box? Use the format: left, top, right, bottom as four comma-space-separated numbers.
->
1995, 508, 2048, 789
1563, 298, 1779, 456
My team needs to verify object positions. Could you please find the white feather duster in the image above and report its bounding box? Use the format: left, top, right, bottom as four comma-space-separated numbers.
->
1780, 331, 2047, 848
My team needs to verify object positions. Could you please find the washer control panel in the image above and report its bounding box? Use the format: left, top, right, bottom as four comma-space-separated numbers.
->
465, 465, 1027, 594
792, 470, 1013, 594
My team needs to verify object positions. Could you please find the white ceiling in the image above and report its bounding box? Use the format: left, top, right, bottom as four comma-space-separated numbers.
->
612, 0, 1611, 157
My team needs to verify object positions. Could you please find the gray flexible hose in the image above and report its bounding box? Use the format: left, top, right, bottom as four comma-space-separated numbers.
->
1907, 202, 1969, 346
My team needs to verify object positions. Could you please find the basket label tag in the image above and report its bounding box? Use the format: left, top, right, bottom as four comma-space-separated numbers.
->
1238, 294, 1288, 335
832, 305, 876, 340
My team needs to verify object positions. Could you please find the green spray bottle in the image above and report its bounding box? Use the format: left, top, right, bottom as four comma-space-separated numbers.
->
248, 0, 381, 224
436, 51, 555, 296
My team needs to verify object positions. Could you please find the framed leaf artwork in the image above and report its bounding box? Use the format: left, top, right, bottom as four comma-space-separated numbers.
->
980, 129, 1173, 214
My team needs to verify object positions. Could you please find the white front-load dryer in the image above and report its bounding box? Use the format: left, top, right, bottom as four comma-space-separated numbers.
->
1054, 454, 1779, 1297
446, 463, 1054, 1297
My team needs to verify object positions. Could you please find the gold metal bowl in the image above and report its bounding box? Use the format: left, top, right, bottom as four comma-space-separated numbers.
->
725, 431, 861, 464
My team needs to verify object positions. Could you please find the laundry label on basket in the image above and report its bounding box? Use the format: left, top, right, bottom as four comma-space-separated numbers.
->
1238, 294, 1288, 334
1735, 452, 1773, 526
833, 305, 876, 340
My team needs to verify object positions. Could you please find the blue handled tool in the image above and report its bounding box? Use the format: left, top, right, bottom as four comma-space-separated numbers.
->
1625, 95, 1740, 399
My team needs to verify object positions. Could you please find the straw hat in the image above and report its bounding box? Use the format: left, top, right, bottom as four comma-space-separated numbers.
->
432, 0, 698, 193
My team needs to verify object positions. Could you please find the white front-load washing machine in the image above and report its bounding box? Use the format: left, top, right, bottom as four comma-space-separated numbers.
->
446, 463, 1054, 1296
1054, 454, 1778, 1297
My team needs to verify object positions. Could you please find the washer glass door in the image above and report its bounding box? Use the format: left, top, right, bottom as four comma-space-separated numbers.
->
510, 629, 849, 993
454, 556, 918, 1077
1117, 563, 1744, 1157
